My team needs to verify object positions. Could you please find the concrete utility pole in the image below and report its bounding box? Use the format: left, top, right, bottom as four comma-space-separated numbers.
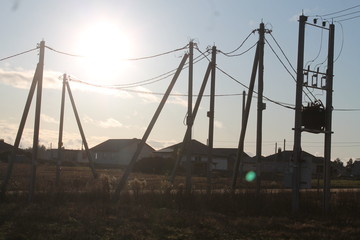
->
0, 42, 44, 199
256, 23, 265, 193
292, 15, 307, 212
169, 62, 212, 183
115, 53, 189, 195
56, 74, 67, 186
29, 40, 45, 201
207, 45, 217, 193
185, 41, 194, 193
66, 80, 98, 179
232, 44, 259, 190
324, 22, 335, 214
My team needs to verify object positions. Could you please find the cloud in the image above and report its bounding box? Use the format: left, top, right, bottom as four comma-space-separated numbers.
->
41, 114, 59, 124
0, 68, 63, 89
99, 118, 123, 128
0, 118, 107, 149
0, 68, 134, 99
134, 86, 160, 103
168, 94, 187, 107
83, 115, 124, 129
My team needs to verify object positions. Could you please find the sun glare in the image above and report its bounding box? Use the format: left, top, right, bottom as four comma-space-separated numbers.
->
76, 21, 132, 84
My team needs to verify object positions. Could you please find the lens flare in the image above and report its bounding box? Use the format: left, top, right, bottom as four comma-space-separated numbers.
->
245, 171, 256, 182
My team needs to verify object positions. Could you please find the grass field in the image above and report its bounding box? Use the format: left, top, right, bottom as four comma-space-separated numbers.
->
0, 163, 360, 239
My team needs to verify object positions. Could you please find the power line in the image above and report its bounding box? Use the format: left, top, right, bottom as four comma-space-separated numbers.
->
67, 76, 245, 97
334, 108, 360, 112
334, 21, 345, 63
320, 4, 360, 17
268, 32, 296, 73
337, 14, 360, 22
106, 52, 209, 89
219, 41, 258, 57
45, 44, 189, 61
264, 37, 315, 103
219, 30, 256, 56
304, 27, 324, 68
329, 10, 360, 19
216, 65, 295, 110
0, 47, 38, 62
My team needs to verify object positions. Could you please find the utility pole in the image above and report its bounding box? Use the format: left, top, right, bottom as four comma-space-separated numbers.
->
169, 62, 212, 184
115, 54, 188, 195
256, 23, 265, 193
185, 41, 194, 193
56, 74, 66, 186
29, 40, 45, 201
66, 81, 98, 179
324, 22, 335, 214
0, 45, 42, 199
292, 15, 307, 213
207, 45, 216, 193
232, 44, 259, 190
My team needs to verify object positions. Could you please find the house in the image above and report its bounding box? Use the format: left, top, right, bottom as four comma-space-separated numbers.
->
90, 138, 155, 166
42, 149, 84, 163
0, 139, 29, 163
155, 139, 252, 174
351, 160, 360, 177
264, 150, 324, 188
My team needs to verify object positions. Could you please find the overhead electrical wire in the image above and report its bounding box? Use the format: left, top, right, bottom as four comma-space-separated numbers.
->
219, 30, 256, 56
45, 44, 189, 61
313, 4, 360, 22
268, 33, 296, 74
334, 21, 344, 63
109, 52, 209, 89
337, 14, 360, 22
264, 37, 315, 103
0, 47, 38, 62
319, 4, 360, 17
304, 27, 324, 68
193, 35, 297, 110
67, 76, 245, 98
219, 41, 258, 57
216, 65, 295, 110
327, 10, 360, 20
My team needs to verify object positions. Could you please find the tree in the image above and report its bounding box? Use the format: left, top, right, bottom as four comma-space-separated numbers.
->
333, 158, 344, 167
346, 158, 354, 174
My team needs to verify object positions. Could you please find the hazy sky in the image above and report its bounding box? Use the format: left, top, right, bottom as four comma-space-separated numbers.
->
1, 0, 359, 162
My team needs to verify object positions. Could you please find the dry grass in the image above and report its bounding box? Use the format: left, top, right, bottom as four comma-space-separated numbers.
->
0, 163, 360, 239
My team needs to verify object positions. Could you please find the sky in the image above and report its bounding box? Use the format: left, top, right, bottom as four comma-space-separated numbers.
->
0, 0, 359, 162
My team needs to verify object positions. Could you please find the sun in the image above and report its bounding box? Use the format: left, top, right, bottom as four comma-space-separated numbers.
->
76, 20, 132, 84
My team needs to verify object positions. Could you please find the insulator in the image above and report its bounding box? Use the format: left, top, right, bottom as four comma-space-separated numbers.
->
321, 75, 327, 89
311, 74, 318, 87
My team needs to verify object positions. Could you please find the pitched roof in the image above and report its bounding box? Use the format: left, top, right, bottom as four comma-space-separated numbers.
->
156, 140, 250, 158
264, 150, 323, 163
157, 139, 209, 155
0, 139, 14, 153
90, 139, 154, 152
